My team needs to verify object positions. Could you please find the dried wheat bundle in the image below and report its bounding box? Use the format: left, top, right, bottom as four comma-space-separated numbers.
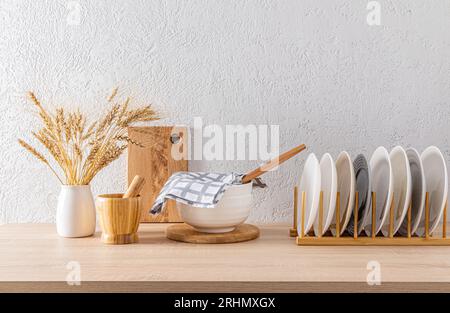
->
18, 88, 159, 185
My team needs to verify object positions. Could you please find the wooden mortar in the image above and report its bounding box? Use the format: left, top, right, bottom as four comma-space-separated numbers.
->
96, 194, 142, 244
96, 176, 145, 244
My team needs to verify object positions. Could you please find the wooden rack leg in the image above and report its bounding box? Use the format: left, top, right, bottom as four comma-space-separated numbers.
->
354, 192, 358, 239
299, 191, 306, 238
372, 192, 376, 238
335, 192, 340, 238
389, 196, 395, 238
318, 191, 323, 238
443, 200, 448, 239
290, 187, 298, 237
425, 192, 430, 239
407, 202, 412, 239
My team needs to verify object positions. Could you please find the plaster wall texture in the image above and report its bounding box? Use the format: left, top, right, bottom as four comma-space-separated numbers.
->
0, 0, 449, 223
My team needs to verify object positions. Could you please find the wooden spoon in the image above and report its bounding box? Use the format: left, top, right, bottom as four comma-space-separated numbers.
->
241, 144, 306, 184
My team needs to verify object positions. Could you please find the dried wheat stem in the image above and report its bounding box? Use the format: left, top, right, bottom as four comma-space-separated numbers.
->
18, 139, 63, 184
21, 89, 159, 185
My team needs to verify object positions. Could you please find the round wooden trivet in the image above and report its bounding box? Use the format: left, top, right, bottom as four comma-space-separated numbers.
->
166, 223, 259, 244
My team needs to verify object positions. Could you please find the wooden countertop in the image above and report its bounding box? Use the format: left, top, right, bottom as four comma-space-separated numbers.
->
1, 223, 450, 292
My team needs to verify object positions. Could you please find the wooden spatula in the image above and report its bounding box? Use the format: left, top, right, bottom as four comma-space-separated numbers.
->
241, 144, 306, 184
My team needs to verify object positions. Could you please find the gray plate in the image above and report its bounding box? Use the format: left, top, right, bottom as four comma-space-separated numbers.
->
347, 154, 371, 235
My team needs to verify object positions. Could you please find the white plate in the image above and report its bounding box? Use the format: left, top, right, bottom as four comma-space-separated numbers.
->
381, 146, 412, 236
348, 154, 371, 236
332, 151, 355, 236
297, 153, 321, 236
314, 153, 337, 236
398, 148, 425, 236
364, 146, 393, 236
416, 146, 448, 236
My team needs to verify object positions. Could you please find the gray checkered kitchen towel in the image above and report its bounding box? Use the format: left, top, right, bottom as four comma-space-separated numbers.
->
150, 172, 265, 214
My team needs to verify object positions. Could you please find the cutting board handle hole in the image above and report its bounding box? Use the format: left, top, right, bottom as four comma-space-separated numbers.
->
170, 133, 181, 144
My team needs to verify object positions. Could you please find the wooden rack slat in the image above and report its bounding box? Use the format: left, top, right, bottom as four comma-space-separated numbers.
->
389, 196, 395, 238
425, 192, 430, 239
318, 191, 323, 238
444, 200, 448, 239
300, 191, 306, 238
354, 192, 358, 239
407, 202, 412, 239
335, 192, 340, 238
289, 187, 298, 237
372, 192, 376, 238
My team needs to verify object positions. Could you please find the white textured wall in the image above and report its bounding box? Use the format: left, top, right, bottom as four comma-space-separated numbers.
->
0, 0, 449, 224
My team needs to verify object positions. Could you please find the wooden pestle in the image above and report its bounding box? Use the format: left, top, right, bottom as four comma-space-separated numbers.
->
123, 175, 146, 198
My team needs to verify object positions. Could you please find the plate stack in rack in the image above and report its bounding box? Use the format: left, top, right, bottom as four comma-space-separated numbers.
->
294, 146, 448, 242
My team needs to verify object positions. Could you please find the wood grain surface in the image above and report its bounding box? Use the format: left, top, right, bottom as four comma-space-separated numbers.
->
166, 223, 259, 244
1, 223, 450, 292
128, 126, 188, 222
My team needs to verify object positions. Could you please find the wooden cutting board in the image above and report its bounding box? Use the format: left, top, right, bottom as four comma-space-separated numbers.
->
128, 126, 188, 222
166, 224, 260, 244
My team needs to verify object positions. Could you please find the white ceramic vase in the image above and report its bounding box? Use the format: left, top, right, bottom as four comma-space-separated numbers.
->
56, 185, 96, 238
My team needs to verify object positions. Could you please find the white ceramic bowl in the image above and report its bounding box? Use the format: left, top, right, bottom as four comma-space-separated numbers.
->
176, 183, 253, 233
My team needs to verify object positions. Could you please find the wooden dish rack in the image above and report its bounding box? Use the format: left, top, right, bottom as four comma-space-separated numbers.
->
289, 186, 449, 246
